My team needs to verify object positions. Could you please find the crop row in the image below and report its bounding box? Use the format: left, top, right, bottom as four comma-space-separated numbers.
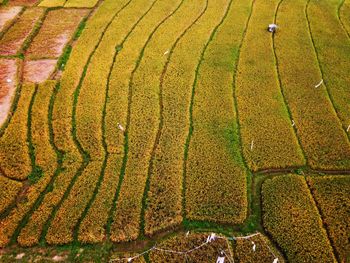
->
185, 0, 252, 224
12, 0, 133, 246
77, 0, 159, 243
275, 0, 350, 170
46, 0, 142, 244
307, 175, 350, 262
26, 8, 89, 59
17, 81, 56, 246
0, 83, 32, 181
0, 176, 22, 215
9, 0, 39, 6
235, 0, 305, 171
109, 0, 184, 243
307, 0, 350, 134
38, 0, 98, 8
262, 174, 335, 263
143, 0, 208, 236
0, 7, 45, 56
0, 83, 54, 247
235, 234, 285, 262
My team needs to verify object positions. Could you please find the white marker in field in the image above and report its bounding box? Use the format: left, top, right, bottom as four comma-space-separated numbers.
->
117, 123, 125, 132
252, 241, 256, 252
164, 50, 169, 55
250, 140, 254, 151
347, 124, 350, 132
273, 259, 279, 263
292, 120, 295, 126
6, 79, 12, 83
315, 79, 323, 88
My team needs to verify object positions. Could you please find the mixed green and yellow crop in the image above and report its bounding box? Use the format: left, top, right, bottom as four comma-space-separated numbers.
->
0, 0, 349, 260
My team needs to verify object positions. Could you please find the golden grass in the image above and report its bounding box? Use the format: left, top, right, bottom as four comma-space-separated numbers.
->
0, 8, 44, 56
235, 0, 305, 171
308, 0, 350, 134
0, 84, 33, 181
307, 175, 350, 262
17, 81, 56, 246
143, 0, 207, 235
0, 6, 22, 34
0, 176, 22, 215
262, 174, 336, 263
77, 0, 157, 243
185, 0, 251, 225
275, 0, 350, 170
110, 0, 183, 242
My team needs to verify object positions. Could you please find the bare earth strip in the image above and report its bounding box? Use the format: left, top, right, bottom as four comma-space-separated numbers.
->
23, 59, 56, 83
26, 8, 89, 59
0, 8, 44, 56
0, 59, 18, 126
0, 6, 22, 34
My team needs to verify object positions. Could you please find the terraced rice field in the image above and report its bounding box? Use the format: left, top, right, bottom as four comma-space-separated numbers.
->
0, 0, 349, 262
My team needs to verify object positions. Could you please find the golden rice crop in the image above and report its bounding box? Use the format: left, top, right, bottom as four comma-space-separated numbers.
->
262, 174, 336, 263
235, 0, 305, 171
308, 0, 350, 133
26, 9, 89, 59
340, 1, 350, 35
0, 84, 33, 181
0, 84, 55, 247
77, 0, 157, 243
17, 81, 56, 247
65, 0, 99, 8
46, 161, 101, 245
53, 0, 131, 120
307, 176, 350, 262
0, 176, 22, 215
38, 0, 65, 7
185, 0, 251, 224
143, 0, 207, 236
275, 0, 350, 170
235, 234, 285, 263
110, 0, 183, 243
0, 8, 44, 56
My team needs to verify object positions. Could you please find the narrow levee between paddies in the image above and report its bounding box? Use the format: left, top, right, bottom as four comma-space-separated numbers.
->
0, 0, 349, 261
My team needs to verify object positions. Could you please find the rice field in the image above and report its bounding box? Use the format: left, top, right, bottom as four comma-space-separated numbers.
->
0, 0, 349, 262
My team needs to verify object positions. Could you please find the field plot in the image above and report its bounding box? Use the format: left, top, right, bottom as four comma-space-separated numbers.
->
0, 0, 349, 261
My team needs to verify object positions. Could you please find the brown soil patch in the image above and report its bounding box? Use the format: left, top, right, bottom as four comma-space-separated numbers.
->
0, 59, 18, 127
8, 0, 40, 6
0, 8, 44, 56
26, 8, 89, 59
23, 59, 57, 83
0, 6, 22, 33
